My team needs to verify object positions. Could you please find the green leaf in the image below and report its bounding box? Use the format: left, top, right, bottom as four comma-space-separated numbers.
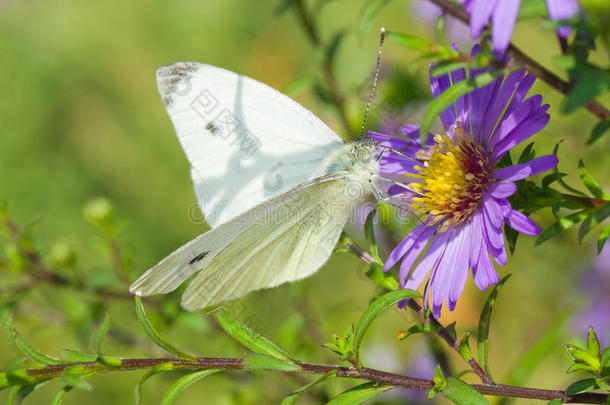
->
565, 378, 598, 395
243, 354, 301, 371
542, 172, 567, 188
518, 142, 536, 164
562, 63, 610, 114
578, 160, 609, 199
587, 119, 610, 145
420, 71, 501, 140
135, 296, 195, 360
547, 399, 563, 405
601, 347, 610, 373
442, 378, 491, 405
51, 386, 73, 405
477, 275, 511, 380
280, 370, 337, 405
357, 0, 388, 43
364, 262, 399, 291
364, 209, 380, 261
430, 61, 469, 77
58, 349, 97, 363
216, 310, 295, 362
459, 331, 474, 362
93, 313, 111, 358
9, 328, 66, 365
353, 289, 422, 368
8, 381, 51, 405
62, 366, 92, 391
134, 362, 174, 405
592, 220, 610, 252
386, 31, 434, 51
327, 381, 393, 405
160, 369, 219, 405
566, 344, 601, 372
588, 327, 601, 358
535, 210, 591, 246
398, 323, 441, 340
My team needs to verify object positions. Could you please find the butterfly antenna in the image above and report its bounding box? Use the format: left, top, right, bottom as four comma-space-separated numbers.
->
359, 27, 386, 139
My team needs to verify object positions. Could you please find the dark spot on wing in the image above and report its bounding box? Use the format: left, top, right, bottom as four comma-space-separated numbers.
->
156, 62, 199, 107
188, 251, 209, 265
206, 122, 219, 134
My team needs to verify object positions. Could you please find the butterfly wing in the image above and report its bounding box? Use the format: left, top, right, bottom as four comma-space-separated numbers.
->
156, 62, 345, 227
130, 172, 358, 307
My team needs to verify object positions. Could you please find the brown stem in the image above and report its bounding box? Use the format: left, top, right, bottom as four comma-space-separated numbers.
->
294, 0, 357, 139
427, 0, 610, 122
24, 357, 608, 403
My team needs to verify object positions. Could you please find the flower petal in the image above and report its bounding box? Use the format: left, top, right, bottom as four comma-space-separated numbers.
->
488, 181, 517, 198
545, 0, 579, 21
399, 226, 436, 285
384, 224, 429, 270
493, 155, 558, 181
505, 209, 541, 235
429, 65, 457, 131
490, 106, 550, 162
470, 0, 499, 38
490, 0, 521, 51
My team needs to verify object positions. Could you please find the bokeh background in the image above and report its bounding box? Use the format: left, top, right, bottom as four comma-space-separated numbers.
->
1, 0, 609, 404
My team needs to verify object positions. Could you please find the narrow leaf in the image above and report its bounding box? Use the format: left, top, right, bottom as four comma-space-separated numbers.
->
280, 371, 337, 405
364, 209, 379, 261
9, 328, 66, 365
420, 71, 501, 139
134, 362, 174, 405
216, 310, 294, 362
598, 224, 610, 254
353, 289, 422, 368
160, 369, 219, 405
8, 381, 51, 405
430, 61, 470, 77
587, 119, 610, 145
578, 159, 609, 199
51, 386, 73, 405
442, 378, 491, 405
59, 349, 97, 363
535, 210, 591, 246
93, 313, 111, 358
62, 366, 92, 391
243, 354, 301, 371
565, 378, 598, 395
327, 381, 393, 405
135, 296, 195, 360
386, 31, 433, 51
398, 323, 441, 340
478, 275, 511, 380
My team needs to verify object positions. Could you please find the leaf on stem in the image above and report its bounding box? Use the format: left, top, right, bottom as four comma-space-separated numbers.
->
216, 309, 295, 362
327, 381, 393, 405
353, 289, 422, 368
160, 369, 219, 405
135, 296, 196, 360
477, 275, 511, 380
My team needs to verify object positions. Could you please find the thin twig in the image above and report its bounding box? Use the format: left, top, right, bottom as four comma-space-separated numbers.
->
427, 0, 610, 122
23, 357, 608, 403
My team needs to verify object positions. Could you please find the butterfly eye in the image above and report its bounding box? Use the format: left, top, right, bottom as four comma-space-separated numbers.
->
356, 148, 372, 163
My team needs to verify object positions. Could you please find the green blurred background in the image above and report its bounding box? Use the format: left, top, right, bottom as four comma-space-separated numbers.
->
0, 0, 608, 403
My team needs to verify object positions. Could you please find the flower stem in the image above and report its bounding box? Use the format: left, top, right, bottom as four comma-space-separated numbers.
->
427, 0, 610, 122
22, 357, 608, 403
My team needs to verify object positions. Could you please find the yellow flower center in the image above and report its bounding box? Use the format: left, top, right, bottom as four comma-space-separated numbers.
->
407, 123, 492, 231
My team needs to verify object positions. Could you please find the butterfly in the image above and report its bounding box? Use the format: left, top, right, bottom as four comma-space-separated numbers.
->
129, 62, 383, 310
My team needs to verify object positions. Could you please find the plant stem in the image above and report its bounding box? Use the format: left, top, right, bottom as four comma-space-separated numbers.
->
294, 0, 357, 139
23, 357, 608, 403
427, 0, 610, 122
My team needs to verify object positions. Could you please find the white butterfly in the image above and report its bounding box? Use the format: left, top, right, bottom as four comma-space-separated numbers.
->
129, 62, 381, 310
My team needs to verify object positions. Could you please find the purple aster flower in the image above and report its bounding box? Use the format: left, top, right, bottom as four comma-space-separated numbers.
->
370, 45, 557, 318
461, 0, 579, 51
